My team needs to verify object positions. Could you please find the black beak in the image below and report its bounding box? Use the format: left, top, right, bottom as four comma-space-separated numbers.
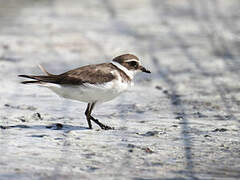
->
140, 66, 151, 73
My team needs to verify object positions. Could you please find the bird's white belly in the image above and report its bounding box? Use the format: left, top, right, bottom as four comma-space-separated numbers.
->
45, 79, 131, 103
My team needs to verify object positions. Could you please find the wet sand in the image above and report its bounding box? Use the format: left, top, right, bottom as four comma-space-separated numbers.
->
0, 0, 240, 179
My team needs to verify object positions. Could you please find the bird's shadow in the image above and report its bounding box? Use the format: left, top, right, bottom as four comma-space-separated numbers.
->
0, 123, 88, 131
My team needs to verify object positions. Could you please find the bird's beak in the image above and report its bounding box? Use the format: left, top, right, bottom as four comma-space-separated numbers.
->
139, 66, 151, 73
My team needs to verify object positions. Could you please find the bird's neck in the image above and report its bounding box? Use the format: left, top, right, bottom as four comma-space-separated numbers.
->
111, 61, 135, 80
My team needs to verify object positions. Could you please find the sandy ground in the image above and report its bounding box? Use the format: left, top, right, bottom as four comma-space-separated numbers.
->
0, 0, 240, 179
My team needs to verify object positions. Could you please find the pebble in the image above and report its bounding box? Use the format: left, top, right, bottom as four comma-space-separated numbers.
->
46, 123, 63, 130
212, 128, 228, 132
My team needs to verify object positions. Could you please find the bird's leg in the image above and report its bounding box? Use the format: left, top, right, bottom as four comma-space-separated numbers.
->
85, 103, 92, 129
89, 103, 114, 130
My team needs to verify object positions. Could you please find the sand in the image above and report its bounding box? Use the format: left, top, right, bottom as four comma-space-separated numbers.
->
0, 0, 240, 179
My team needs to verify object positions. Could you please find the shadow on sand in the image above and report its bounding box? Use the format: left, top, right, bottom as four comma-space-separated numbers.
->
0, 123, 88, 131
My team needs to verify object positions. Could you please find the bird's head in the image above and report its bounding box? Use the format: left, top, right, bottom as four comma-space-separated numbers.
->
112, 54, 151, 79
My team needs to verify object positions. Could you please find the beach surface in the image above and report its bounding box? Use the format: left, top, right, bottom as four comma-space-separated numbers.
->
0, 0, 240, 179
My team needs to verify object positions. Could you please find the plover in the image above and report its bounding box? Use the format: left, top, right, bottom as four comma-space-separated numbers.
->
19, 54, 151, 130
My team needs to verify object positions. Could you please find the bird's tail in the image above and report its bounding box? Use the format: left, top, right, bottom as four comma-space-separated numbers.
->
18, 65, 58, 84
38, 64, 53, 76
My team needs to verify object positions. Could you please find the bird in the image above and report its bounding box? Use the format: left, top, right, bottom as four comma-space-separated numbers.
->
18, 54, 151, 130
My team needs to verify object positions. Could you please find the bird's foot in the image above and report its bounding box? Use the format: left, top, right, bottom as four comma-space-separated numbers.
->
99, 124, 114, 130
90, 116, 114, 130
87, 119, 92, 129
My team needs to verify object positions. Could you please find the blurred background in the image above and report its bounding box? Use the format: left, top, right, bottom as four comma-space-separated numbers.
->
0, 0, 240, 179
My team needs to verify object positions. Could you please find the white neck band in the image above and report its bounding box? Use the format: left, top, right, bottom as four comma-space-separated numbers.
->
111, 61, 134, 79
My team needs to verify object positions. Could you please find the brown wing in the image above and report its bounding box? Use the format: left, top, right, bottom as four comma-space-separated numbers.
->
19, 63, 116, 85
57, 63, 116, 85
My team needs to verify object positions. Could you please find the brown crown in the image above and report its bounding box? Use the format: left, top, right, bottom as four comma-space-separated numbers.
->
112, 54, 139, 64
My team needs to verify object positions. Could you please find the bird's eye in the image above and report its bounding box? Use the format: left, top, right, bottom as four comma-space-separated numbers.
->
128, 61, 138, 68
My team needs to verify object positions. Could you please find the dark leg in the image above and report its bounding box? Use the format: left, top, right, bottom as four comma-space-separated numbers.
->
85, 103, 92, 129
89, 103, 114, 130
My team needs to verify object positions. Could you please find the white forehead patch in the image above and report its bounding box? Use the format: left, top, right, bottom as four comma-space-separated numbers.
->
124, 59, 141, 66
